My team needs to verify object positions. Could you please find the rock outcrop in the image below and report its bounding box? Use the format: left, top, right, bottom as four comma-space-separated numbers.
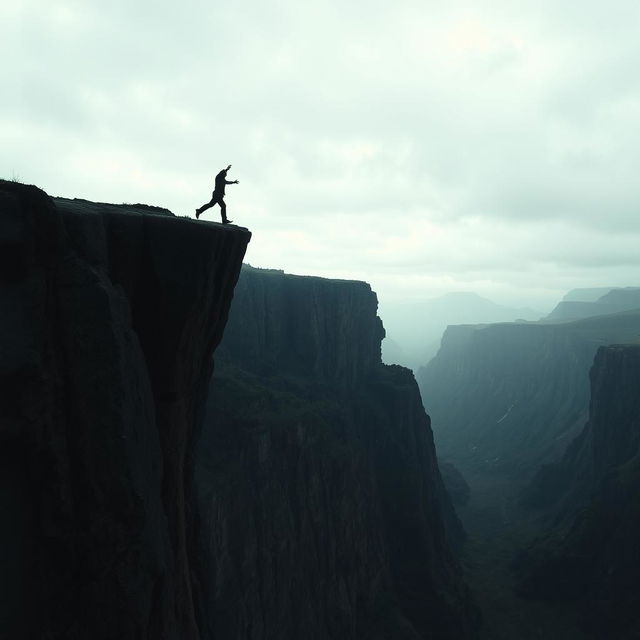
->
216, 267, 384, 385
515, 345, 640, 639
195, 266, 477, 639
0, 181, 250, 639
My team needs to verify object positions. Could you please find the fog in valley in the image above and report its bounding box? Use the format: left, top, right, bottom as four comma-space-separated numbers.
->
414, 283, 640, 638
380, 286, 640, 371
380, 291, 543, 370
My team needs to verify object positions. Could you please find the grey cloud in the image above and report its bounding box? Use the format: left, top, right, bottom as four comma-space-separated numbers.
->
5, 0, 640, 309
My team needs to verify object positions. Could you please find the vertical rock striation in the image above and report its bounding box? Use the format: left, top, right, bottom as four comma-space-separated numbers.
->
417, 313, 640, 481
0, 181, 250, 639
516, 345, 640, 638
196, 266, 477, 640
216, 267, 383, 385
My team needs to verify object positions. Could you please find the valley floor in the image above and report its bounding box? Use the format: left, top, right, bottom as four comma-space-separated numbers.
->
454, 465, 588, 640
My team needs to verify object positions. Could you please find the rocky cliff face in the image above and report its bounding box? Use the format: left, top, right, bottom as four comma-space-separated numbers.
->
417, 313, 640, 481
217, 268, 383, 385
515, 345, 640, 639
195, 266, 477, 640
0, 181, 250, 639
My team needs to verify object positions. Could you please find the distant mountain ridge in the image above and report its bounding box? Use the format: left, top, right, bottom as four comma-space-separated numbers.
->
380, 292, 542, 370
545, 287, 640, 322
417, 308, 640, 480
561, 287, 615, 302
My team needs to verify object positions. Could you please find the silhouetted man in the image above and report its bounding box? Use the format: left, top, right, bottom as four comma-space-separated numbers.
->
196, 164, 239, 223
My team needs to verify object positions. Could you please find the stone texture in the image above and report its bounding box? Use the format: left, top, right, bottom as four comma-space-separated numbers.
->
196, 266, 477, 640
216, 267, 384, 386
0, 181, 250, 639
515, 345, 640, 639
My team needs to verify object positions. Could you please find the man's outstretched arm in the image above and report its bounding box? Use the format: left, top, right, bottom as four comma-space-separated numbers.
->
225, 179, 239, 184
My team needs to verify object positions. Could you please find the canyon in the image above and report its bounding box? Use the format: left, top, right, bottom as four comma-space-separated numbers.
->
516, 344, 640, 639
195, 265, 476, 639
3, 179, 639, 639
0, 183, 476, 639
418, 306, 640, 638
418, 311, 640, 480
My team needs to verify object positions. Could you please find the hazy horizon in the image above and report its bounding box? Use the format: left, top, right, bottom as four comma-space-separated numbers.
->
5, 0, 640, 311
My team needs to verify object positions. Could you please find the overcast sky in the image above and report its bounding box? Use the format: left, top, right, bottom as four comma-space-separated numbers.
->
4, 0, 640, 311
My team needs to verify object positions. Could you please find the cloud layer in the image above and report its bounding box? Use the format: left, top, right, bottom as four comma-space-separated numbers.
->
5, 0, 640, 309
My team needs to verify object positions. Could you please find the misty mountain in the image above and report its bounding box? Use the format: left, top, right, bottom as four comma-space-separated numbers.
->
416, 298, 640, 638
380, 292, 542, 370
418, 309, 640, 481
544, 286, 640, 322
561, 287, 616, 302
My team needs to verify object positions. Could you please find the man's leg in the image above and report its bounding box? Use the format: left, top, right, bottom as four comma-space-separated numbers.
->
220, 199, 230, 223
197, 193, 221, 218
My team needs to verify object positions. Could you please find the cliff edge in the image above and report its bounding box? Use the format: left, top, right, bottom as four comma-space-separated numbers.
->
516, 345, 640, 639
0, 181, 250, 639
196, 266, 477, 639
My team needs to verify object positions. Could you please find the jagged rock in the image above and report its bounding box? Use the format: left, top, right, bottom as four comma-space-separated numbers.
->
0, 181, 250, 639
196, 266, 478, 639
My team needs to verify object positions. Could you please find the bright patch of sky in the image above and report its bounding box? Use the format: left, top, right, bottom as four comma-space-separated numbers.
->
4, 0, 640, 310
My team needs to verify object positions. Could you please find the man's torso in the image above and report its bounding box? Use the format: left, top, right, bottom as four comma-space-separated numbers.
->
214, 171, 226, 196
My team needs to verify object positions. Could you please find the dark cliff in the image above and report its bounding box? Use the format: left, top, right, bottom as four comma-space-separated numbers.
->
516, 345, 640, 639
217, 267, 383, 385
196, 266, 477, 640
417, 313, 640, 481
0, 181, 250, 639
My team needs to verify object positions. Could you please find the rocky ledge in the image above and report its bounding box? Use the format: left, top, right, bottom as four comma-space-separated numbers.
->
0, 181, 250, 639
195, 266, 477, 639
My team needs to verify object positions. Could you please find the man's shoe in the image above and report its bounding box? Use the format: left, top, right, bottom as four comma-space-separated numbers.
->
195, 209, 201, 219
223, 219, 233, 224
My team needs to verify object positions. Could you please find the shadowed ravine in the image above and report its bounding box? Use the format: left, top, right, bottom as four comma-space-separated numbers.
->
452, 465, 585, 639
421, 314, 640, 639
5, 181, 639, 639
194, 265, 479, 640
1, 185, 478, 639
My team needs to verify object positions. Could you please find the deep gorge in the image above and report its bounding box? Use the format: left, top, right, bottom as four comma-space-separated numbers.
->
0, 184, 475, 639
3, 181, 640, 640
418, 310, 640, 639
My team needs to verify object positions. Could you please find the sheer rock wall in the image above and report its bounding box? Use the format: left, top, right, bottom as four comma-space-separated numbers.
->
196, 266, 477, 640
0, 181, 250, 639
